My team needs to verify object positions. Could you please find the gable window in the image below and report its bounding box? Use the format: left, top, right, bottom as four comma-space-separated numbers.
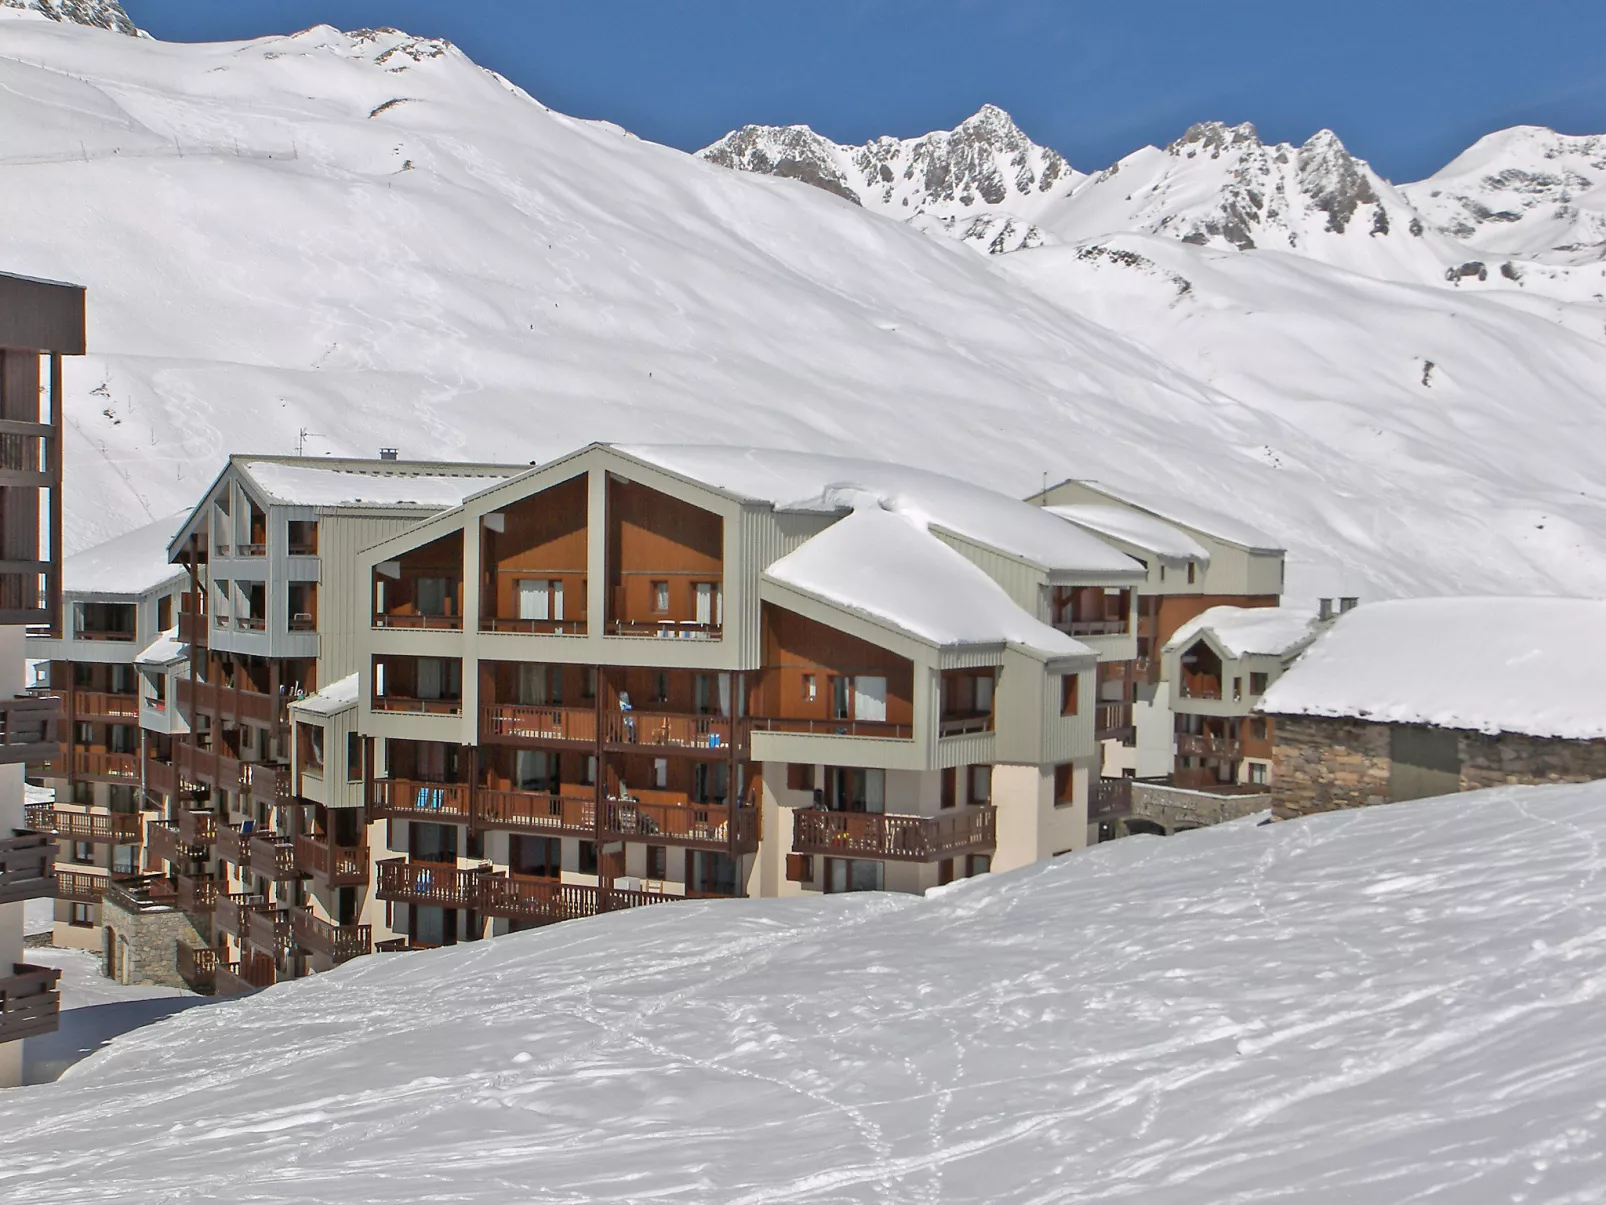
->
1060, 673, 1080, 716
1250, 671, 1269, 696
651, 581, 670, 614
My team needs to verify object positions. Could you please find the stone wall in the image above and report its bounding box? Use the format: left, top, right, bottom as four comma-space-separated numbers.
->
101, 897, 204, 989
1272, 714, 1606, 819
1128, 782, 1270, 833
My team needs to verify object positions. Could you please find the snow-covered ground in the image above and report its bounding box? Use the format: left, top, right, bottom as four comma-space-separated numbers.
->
0, 17, 1604, 602
7, 782, 1606, 1200
25, 947, 187, 1011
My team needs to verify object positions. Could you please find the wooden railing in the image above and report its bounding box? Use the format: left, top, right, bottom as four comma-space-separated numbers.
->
74, 690, 141, 719
479, 617, 587, 636
1059, 618, 1129, 637
176, 873, 220, 916
178, 809, 217, 846
73, 749, 140, 781
54, 869, 109, 904
145, 756, 176, 795
1176, 733, 1241, 759
375, 858, 486, 910
235, 616, 266, 632
177, 609, 206, 646
177, 677, 283, 728
604, 711, 742, 751
215, 825, 251, 866
1180, 673, 1222, 700
177, 942, 219, 992
247, 907, 295, 958
938, 714, 993, 737
247, 834, 302, 880
214, 892, 262, 940
0, 694, 62, 765
1096, 702, 1134, 736
216, 956, 275, 996
473, 789, 595, 836
373, 696, 462, 716
0, 963, 61, 1043
748, 716, 914, 740
600, 797, 758, 851
147, 822, 208, 867
1090, 778, 1134, 821
72, 629, 137, 643
372, 612, 464, 630
103, 874, 177, 914
369, 779, 473, 825
475, 875, 680, 924
0, 833, 54, 904
27, 804, 145, 844
242, 761, 292, 804
792, 807, 996, 862
291, 911, 371, 964
293, 836, 369, 886
480, 704, 597, 744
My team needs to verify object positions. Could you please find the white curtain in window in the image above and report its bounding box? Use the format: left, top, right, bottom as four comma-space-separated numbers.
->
976, 675, 995, 713
418, 659, 443, 700
863, 769, 886, 814
854, 676, 887, 722
717, 673, 731, 717
518, 664, 548, 706
518, 579, 548, 621
694, 582, 713, 625
550, 580, 564, 621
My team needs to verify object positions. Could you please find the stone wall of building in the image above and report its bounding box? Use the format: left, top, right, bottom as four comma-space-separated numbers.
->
1272, 715, 1606, 820
101, 897, 204, 989
1127, 782, 1271, 833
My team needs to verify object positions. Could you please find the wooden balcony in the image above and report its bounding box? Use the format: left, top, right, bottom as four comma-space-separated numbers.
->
792, 807, 996, 863
291, 911, 371, 964
214, 892, 262, 940
1169, 769, 1267, 794
1090, 778, 1134, 822
480, 703, 597, 745
0, 694, 62, 766
242, 761, 292, 804
215, 824, 251, 867
177, 678, 283, 729
372, 696, 462, 716
73, 749, 140, 782
293, 835, 369, 886
177, 609, 207, 647
175, 873, 220, 916
475, 875, 679, 925
0, 963, 61, 1043
1096, 702, 1135, 739
145, 756, 176, 796
177, 942, 218, 992
603, 711, 743, 753
103, 875, 178, 914
748, 716, 913, 741
177, 809, 217, 847
215, 955, 275, 996
1180, 673, 1222, 701
600, 796, 758, 852
369, 779, 472, 825
472, 789, 594, 837
0, 833, 54, 904
147, 822, 208, 867
247, 907, 294, 959
247, 833, 303, 881
73, 690, 141, 720
55, 869, 110, 904
375, 858, 485, 910
1176, 733, 1241, 759
27, 804, 144, 845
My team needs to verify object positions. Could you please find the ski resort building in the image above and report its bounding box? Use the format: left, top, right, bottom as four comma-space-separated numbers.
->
1261, 598, 1606, 819
0, 270, 79, 1087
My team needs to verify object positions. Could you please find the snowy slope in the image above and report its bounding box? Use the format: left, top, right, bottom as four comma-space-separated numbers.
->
701, 104, 1082, 253
9, 782, 1606, 1201
1, 18, 1604, 603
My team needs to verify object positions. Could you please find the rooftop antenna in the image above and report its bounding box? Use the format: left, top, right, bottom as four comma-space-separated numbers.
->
1041, 471, 1048, 505
297, 428, 321, 457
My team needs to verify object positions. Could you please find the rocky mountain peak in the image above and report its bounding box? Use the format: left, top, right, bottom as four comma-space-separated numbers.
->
1, 0, 136, 35
1167, 121, 1264, 157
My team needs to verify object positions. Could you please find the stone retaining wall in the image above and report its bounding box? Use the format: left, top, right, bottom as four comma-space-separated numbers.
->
1128, 782, 1271, 833
101, 896, 204, 989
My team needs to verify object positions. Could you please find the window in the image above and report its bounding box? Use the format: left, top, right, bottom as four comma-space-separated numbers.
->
651, 581, 670, 613
582, 668, 597, 701
651, 672, 669, 704
1248, 762, 1269, 786
347, 733, 363, 782
1054, 764, 1076, 807
940, 767, 956, 809
854, 676, 887, 723
646, 845, 667, 881
578, 841, 598, 875
829, 767, 884, 813
692, 582, 721, 626
1187, 562, 1196, 585
1250, 672, 1269, 696
1249, 717, 1268, 742
653, 758, 668, 788
975, 674, 995, 714
70, 903, 93, 927
288, 520, 318, 555
1232, 677, 1243, 702
1061, 673, 1080, 716
416, 578, 452, 617
830, 676, 851, 720
511, 835, 560, 877
966, 854, 992, 878
802, 674, 817, 702
786, 763, 815, 793
968, 765, 992, 805
157, 594, 173, 631
71, 841, 94, 866
827, 859, 883, 893
112, 846, 138, 875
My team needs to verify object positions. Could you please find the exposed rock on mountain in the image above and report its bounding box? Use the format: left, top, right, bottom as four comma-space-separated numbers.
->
2, 0, 135, 35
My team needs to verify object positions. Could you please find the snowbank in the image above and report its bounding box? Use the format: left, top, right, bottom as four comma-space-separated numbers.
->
60, 511, 187, 597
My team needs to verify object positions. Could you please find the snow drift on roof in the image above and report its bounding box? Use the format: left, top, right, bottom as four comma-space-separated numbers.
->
240, 461, 517, 509
619, 445, 1142, 576
292, 673, 359, 717
134, 628, 185, 667
1072, 479, 1282, 552
765, 504, 1088, 658
1165, 605, 1318, 658
1258, 597, 1606, 739
62, 512, 188, 597
1047, 504, 1211, 563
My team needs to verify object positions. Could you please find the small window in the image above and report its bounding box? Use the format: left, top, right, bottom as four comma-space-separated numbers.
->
70, 902, 93, 927
786, 763, 815, 792
1054, 763, 1076, 806
646, 845, 668, 880
968, 765, 992, 805
651, 672, 669, 704
1248, 762, 1269, 786
802, 674, 817, 702
830, 676, 851, 721
347, 733, 363, 782
653, 758, 668, 788
157, 594, 173, 631
71, 841, 94, 866
651, 581, 670, 613
1250, 672, 1269, 696
1061, 673, 1080, 716
578, 841, 598, 875
1232, 677, 1243, 702
583, 668, 597, 701
940, 767, 956, 810
1187, 562, 1196, 585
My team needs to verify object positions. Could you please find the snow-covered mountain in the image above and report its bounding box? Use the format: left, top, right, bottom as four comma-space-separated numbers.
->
1, 0, 134, 35
1, 14, 1605, 603
9, 782, 1606, 1201
701, 104, 1082, 253
1401, 126, 1606, 266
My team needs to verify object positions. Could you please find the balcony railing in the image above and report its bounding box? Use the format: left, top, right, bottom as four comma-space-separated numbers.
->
291, 911, 371, 964
246, 834, 302, 881
72, 629, 137, 643
177, 942, 219, 992
1058, 618, 1130, 637
603, 711, 742, 752
479, 617, 587, 636
375, 858, 486, 910
1175, 733, 1241, 759
1096, 702, 1134, 737
177, 610, 206, 646
178, 678, 283, 728
176, 873, 220, 916
476, 875, 680, 924
215, 956, 275, 996
369, 779, 473, 825
372, 612, 464, 631
177, 809, 217, 847
27, 804, 145, 845
938, 714, 993, 737
145, 756, 176, 796
1180, 673, 1222, 700
0, 833, 54, 904
0, 694, 62, 765
147, 822, 208, 867
0, 963, 61, 1043
1090, 778, 1134, 822
73, 690, 142, 720
792, 807, 996, 863
292, 836, 369, 886
748, 717, 914, 740
481, 704, 597, 744
372, 696, 462, 716
607, 620, 722, 641
235, 616, 267, 632
247, 907, 294, 959
215, 824, 251, 867
600, 797, 758, 851
472, 790, 595, 836
214, 892, 262, 940
73, 749, 140, 781
103, 874, 178, 914
54, 869, 110, 904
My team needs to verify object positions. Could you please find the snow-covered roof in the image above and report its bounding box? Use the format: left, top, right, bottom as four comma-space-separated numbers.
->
1258, 597, 1606, 740
62, 512, 189, 598
618, 445, 1143, 577
1165, 605, 1318, 658
765, 505, 1089, 659
135, 629, 186, 668
1064, 480, 1282, 553
239, 460, 518, 509
292, 673, 359, 718
1047, 504, 1211, 564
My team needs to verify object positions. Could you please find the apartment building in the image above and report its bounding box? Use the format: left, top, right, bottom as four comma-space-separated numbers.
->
24, 515, 188, 952
345, 444, 1136, 949
0, 271, 80, 1087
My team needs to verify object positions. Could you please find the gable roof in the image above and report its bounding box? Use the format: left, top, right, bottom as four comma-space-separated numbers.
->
1047, 504, 1211, 564
1257, 597, 1606, 740
1165, 605, 1318, 659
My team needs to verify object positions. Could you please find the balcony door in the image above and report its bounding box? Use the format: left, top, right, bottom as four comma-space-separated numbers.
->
510, 834, 559, 878
827, 767, 884, 814
409, 821, 457, 865
827, 859, 883, 893
518, 578, 562, 622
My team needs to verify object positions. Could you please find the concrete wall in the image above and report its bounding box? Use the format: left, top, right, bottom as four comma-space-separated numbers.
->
1128, 782, 1270, 832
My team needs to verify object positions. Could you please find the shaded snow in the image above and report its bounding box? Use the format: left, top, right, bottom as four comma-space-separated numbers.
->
1046, 502, 1211, 563
1259, 596, 1606, 739
10, 784, 1606, 1200
293, 671, 358, 716
239, 460, 516, 509
133, 627, 184, 666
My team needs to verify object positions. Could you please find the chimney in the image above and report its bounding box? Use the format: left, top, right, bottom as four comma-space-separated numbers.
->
379, 448, 398, 461
1339, 596, 1359, 613
1318, 598, 1333, 622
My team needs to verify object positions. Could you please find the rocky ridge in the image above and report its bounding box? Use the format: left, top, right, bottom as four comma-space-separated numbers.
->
1, 0, 135, 35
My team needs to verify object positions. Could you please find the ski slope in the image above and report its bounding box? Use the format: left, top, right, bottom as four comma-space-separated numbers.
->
7, 782, 1606, 1201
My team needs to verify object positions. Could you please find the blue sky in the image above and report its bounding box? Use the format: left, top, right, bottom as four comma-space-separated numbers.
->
125, 1, 1606, 181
